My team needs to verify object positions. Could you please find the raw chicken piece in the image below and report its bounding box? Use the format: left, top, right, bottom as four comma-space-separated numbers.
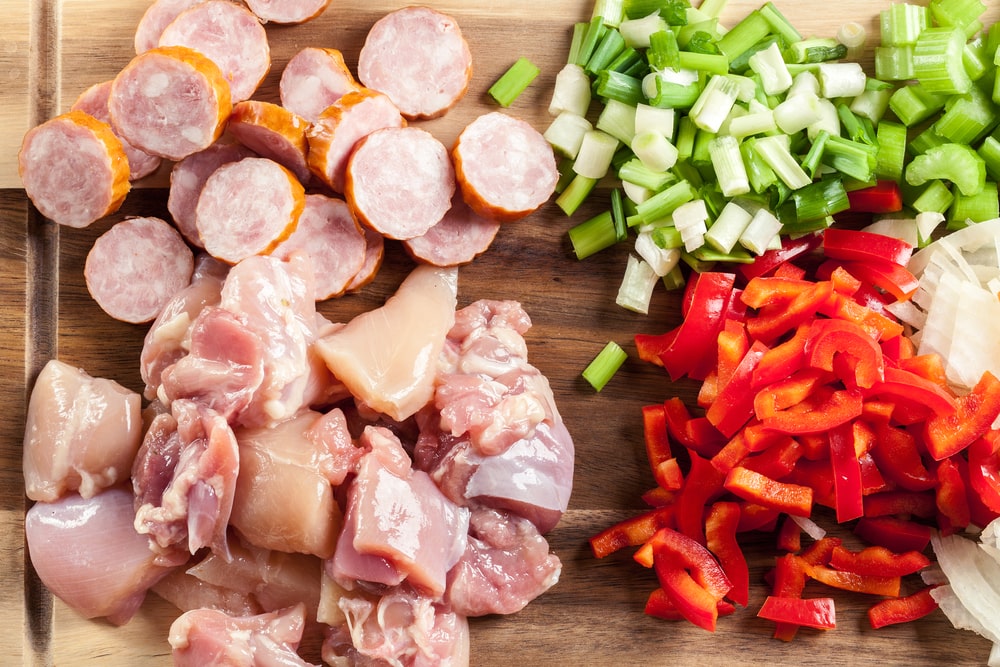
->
132, 398, 239, 560
159, 306, 266, 422
231, 409, 361, 558
446, 507, 561, 616
414, 300, 575, 534
187, 538, 323, 618
25, 488, 179, 625
169, 603, 317, 666
435, 300, 560, 456
417, 419, 574, 535
218, 253, 324, 427
23, 359, 142, 502
315, 265, 457, 422
329, 427, 469, 598
152, 566, 263, 617
140, 254, 229, 400
325, 586, 470, 667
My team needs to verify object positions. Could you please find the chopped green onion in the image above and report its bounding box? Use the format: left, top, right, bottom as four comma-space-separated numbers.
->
596, 98, 638, 144
554, 157, 575, 194
905, 142, 986, 196
748, 42, 793, 95
610, 187, 629, 242
800, 130, 830, 179
556, 174, 598, 216
689, 74, 740, 133
489, 57, 540, 107
817, 62, 867, 98
573, 16, 607, 67
635, 103, 676, 140
635, 229, 682, 275
912, 26, 972, 96
753, 135, 812, 190
647, 29, 680, 70
592, 0, 625, 28
739, 207, 783, 254
697, 0, 728, 19
672, 198, 710, 251
787, 38, 848, 64
567, 22, 589, 67
615, 255, 659, 314
773, 92, 823, 134
619, 157, 675, 191
630, 179, 697, 227
582, 341, 629, 391
674, 115, 697, 162
644, 68, 703, 108
786, 69, 820, 98
677, 51, 730, 75
837, 21, 866, 61
823, 135, 878, 182
586, 26, 627, 74
806, 98, 840, 142
574, 129, 620, 179
691, 243, 755, 264
569, 210, 619, 259
619, 12, 668, 49
623, 0, 688, 23
544, 112, 593, 158
728, 105, 776, 140
716, 9, 770, 62
849, 87, 892, 124
705, 200, 753, 253
595, 69, 645, 105
708, 135, 750, 197
632, 130, 679, 172
789, 178, 850, 223
549, 64, 593, 117
759, 2, 802, 45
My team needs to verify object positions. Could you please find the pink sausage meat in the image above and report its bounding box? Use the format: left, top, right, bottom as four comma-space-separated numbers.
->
357, 7, 473, 120
244, 0, 332, 24
404, 190, 501, 267
453, 112, 559, 223
85, 216, 195, 323
345, 126, 455, 240
72, 81, 162, 181
279, 47, 361, 123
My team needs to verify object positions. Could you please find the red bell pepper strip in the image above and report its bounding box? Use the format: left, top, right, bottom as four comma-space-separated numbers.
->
711, 432, 751, 475
924, 371, 1000, 460
828, 421, 864, 523
867, 585, 940, 629
784, 457, 836, 508
589, 506, 677, 559
879, 329, 914, 361
852, 516, 932, 553
805, 318, 885, 389
845, 180, 904, 214
741, 276, 815, 309
634, 329, 676, 368
705, 502, 749, 607
652, 272, 736, 381
642, 404, 684, 491
822, 227, 913, 266
737, 232, 823, 282
828, 544, 930, 578
724, 466, 814, 517
817, 291, 905, 342
899, 353, 951, 387
757, 595, 836, 631
768, 554, 810, 640
745, 280, 835, 344
653, 564, 724, 631
647, 527, 734, 631
753, 368, 828, 420
859, 452, 892, 495
806, 563, 902, 597
934, 457, 971, 534
642, 486, 676, 507
675, 451, 727, 544
968, 435, 1000, 513
862, 490, 938, 519
742, 437, 803, 480
662, 397, 726, 459
760, 387, 864, 435
735, 502, 781, 532
866, 366, 959, 417
717, 319, 750, 388
773, 262, 807, 280
706, 340, 769, 437
751, 324, 810, 389
645, 587, 736, 621
799, 537, 843, 566
776, 515, 802, 553
837, 259, 920, 302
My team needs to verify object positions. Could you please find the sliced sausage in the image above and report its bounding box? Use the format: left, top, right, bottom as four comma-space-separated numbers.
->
272, 194, 367, 300
452, 112, 559, 222
403, 190, 501, 267
227, 100, 310, 183
85, 216, 195, 323
157, 0, 270, 103
109, 45, 232, 161
345, 226, 385, 292
357, 6, 472, 120
279, 47, 361, 122
244, 0, 331, 24
18, 110, 130, 229
305, 88, 404, 194
71, 81, 162, 181
195, 157, 305, 264
167, 142, 256, 248
345, 126, 455, 240
133, 0, 203, 54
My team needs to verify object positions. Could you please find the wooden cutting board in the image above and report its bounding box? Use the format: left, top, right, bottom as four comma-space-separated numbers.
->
2, 0, 999, 664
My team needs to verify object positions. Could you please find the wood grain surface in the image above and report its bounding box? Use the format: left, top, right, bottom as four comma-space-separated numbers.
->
2, 0, 999, 665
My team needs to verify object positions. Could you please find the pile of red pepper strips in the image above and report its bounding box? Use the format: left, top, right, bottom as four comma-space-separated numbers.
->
590, 216, 1000, 637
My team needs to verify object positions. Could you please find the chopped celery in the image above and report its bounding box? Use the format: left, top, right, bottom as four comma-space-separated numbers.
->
978, 135, 1000, 180
888, 82, 948, 126
875, 120, 907, 182
931, 85, 997, 144
948, 181, 998, 226
913, 26, 973, 96
929, 0, 987, 36
875, 46, 915, 81
909, 126, 948, 156
569, 211, 620, 259
582, 341, 628, 391
905, 143, 987, 196
912, 180, 956, 214
881, 3, 928, 46
789, 178, 851, 223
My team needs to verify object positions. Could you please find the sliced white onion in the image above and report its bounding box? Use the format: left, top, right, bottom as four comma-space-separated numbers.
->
931, 531, 1000, 645
790, 514, 826, 541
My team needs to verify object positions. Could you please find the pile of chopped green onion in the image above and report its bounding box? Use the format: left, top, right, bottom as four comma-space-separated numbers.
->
545, 0, 1000, 320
